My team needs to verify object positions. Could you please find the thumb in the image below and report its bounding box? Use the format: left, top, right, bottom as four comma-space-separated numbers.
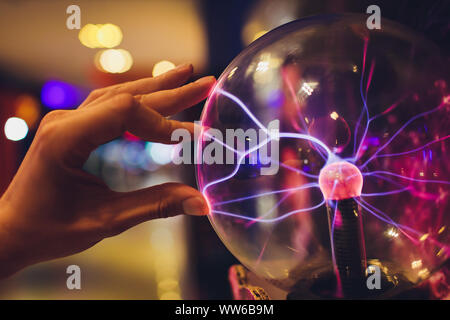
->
105, 183, 209, 235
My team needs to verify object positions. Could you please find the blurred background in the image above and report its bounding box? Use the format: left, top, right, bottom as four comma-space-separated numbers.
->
0, 0, 449, 299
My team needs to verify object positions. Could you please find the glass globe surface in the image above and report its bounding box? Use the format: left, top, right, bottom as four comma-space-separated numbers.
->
196, 14, 449, 297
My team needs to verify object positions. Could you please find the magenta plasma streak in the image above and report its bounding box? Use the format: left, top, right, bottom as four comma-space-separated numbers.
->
353, 38, 370, 159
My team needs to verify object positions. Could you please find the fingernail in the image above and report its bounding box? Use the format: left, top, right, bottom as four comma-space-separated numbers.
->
182, 197, 208, 215
195, 76, 216, 85
174, 63, 192, 72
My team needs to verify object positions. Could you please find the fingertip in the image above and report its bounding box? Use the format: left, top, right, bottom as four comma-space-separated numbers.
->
193, 76, 216, 100
173, 63, 193, 75
195, 76, 216, 86
182, 196, 209, 216
181, 122, 195, 135
192, 122, 205, 133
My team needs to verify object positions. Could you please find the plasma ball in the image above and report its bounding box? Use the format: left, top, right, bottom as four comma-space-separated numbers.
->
318, 161, 363, 200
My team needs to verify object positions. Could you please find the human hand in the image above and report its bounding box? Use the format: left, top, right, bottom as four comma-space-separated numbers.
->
0, 64, 215, 278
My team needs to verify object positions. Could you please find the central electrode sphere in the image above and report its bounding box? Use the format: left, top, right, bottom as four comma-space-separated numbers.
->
318, 161, 363, 200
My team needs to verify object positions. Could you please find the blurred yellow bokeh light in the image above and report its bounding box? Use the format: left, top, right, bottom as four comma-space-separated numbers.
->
252, 30, 268, 42
159, 291, 181, 300
97, 23, 123, 48
79, 23, 122, 49
152, 60, 176, 77
78, 24, 102, 48
98, 49, 133, 73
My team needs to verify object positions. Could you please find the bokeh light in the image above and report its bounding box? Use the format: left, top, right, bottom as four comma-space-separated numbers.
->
79, 23, 123, 49
4, 117, 28, 141
98, 49, 133, 73
14, 94, 40, 128
159, 291, 181, 300
242, 21, 266, 45
252, 30, 268, 42
152, 60, 176, 77
97, 23, 123, 48
121, 141, 147, 168
150, 219, 185, 301
242, 0, 299, 45
147, 142, 174, 165
41, 80, 80, 109
78, 24, 102, 48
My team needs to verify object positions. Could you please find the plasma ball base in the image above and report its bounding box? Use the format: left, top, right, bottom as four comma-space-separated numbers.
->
286, 261, 405, 299
326, 198, 367, 298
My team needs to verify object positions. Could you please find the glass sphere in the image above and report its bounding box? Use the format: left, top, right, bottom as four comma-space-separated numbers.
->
196, 14, 449, 298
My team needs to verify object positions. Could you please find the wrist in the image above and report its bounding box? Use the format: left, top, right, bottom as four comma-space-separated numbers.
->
0, 200, 28, 279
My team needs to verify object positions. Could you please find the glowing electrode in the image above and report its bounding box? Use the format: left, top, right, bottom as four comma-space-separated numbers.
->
318, 161, 363, 200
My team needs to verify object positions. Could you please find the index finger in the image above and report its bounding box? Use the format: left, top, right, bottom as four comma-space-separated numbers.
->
80, 63, 194, 108
140, 76, 216, 116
